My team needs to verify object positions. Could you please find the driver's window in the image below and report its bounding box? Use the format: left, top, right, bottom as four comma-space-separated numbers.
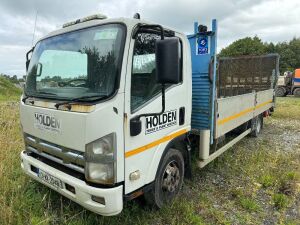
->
131, 32, 161, 112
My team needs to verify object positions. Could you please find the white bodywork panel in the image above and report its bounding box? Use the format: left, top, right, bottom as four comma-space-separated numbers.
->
215, 89, 274, 138
20, 93, 125, 182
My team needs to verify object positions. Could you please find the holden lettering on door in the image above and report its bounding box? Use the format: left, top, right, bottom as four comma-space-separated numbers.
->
145, 110, 177, 134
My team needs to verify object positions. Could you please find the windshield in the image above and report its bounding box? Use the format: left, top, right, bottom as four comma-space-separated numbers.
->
25, 23, 125, 101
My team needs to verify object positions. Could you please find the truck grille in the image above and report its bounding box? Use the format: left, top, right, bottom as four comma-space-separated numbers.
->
24, 133, 85, 174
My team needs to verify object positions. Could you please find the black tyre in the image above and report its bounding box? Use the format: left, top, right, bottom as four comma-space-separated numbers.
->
275, 87, 287, 97
250, 114, 263, 137
144, 148, 184, 208
293, 88, 300, 97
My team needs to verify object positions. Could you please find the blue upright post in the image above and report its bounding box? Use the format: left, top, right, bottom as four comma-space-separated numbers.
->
187, 19, 218, 145
210, 19, 217, 144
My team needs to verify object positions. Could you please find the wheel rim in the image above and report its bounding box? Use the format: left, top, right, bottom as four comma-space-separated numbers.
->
162, 160, 180, 193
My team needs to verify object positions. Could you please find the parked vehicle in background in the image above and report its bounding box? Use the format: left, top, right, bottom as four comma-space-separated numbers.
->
20, 14, 279, 216
276, 69, 300, 97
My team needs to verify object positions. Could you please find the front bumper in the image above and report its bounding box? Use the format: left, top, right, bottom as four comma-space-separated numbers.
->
20, 151, 123, 216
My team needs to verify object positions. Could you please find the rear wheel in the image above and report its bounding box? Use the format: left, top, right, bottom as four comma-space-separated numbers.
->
250, 114, 263, 137
293, 88, 300, 97
275, 87, 287, 97
144, 148, 184, 208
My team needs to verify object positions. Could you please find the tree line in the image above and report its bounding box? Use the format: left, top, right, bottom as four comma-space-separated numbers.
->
1, 36, 299, 79
0, 74, 25, 84
219, 36, 300, 73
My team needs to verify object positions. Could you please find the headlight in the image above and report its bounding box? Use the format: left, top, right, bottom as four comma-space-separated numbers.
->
85, 133, 116, 184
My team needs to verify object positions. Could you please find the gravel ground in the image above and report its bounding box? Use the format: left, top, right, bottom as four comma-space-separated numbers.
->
179, 113, 300, 225
262, 117, 300, 152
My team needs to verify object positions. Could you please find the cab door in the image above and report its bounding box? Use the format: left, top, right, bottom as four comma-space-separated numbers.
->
123, 30, 189, 194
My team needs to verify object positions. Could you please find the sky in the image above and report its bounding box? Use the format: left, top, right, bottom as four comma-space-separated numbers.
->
0, 0, 299, 77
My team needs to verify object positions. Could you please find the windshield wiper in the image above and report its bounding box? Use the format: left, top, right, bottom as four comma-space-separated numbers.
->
22, 92, 57, 103
36, 91, 57, 96
22, 95, 31, 103
54, 95, 107, 110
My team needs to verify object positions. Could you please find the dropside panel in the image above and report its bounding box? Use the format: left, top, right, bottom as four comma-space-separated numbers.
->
215, 93, 255, 138
253, 89, 274, 117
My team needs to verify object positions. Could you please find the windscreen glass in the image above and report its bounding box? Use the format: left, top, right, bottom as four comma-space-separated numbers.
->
25, 24, 125, 100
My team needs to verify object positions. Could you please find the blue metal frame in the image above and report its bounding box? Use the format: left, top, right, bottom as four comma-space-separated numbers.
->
187, 19, 217, 144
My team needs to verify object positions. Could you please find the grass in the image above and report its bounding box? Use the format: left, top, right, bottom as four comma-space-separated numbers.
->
259, 174, 276, 188
239, 197, 261, 212
0, 76, 22, 102
272, 97, 300, 120
0, 84, 299, 224
272, 194, 289, 209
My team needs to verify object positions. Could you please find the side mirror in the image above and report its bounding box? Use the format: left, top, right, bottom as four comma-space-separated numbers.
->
156, 38, 181, 84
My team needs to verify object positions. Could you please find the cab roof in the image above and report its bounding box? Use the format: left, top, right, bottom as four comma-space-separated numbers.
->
38, 17, 183, 43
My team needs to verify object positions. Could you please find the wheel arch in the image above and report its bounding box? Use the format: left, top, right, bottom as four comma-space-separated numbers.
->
144, 132, 191, 185
162, 134, 192, 178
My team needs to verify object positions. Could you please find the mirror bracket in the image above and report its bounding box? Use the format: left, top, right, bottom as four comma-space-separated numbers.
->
26, 47, 34, 71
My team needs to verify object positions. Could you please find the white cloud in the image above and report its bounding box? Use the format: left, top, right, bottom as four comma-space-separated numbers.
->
0, 0, 299, 76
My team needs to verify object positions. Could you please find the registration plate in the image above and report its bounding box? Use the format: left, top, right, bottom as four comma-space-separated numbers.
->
38, 169, 63, 189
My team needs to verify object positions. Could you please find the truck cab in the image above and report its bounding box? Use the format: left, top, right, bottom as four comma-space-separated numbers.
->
276, 70, 300, 97
20, 15, 192, 216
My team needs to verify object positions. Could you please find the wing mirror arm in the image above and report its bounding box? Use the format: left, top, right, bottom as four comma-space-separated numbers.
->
26, 47, 34, 71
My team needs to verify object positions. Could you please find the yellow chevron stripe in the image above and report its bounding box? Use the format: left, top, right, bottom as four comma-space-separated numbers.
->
125, 129, 187, 158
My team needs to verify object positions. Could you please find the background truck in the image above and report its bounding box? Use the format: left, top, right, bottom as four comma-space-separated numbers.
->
20, 14, 279, 216
276, 69, 300, 97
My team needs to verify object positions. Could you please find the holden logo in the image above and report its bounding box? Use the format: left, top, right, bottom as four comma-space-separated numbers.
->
34, 113, 61, 133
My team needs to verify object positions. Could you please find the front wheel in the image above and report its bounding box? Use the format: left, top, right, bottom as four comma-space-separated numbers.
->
144, 148, 184, 208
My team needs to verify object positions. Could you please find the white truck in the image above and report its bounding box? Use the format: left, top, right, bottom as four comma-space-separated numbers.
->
20, 14, 279, 216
